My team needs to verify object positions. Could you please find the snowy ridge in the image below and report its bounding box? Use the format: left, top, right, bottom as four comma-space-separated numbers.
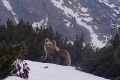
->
1, 0, 19, 24
98, 0, 120, 46
32, 17, 48, 28
99, 0, 120, 14
50, 0, 106, 48
5, 60, 109, 80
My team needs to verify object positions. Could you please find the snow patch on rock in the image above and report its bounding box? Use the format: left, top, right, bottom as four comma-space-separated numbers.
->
32, 17, 48, 28
2, 0, 19, 24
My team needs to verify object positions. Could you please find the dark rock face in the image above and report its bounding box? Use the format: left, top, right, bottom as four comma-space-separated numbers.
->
0, 0, 120, 47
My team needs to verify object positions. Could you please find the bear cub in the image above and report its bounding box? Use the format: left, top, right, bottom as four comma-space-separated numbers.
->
41, 38, 71, 66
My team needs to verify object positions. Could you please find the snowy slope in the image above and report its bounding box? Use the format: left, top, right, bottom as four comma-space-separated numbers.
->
49, 0, 120, 48
50, 0, 106, 48
5, 60, 109, 80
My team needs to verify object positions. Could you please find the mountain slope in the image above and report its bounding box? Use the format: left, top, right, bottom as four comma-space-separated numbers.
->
5, 60, 109, 80
0, 0, 120, 47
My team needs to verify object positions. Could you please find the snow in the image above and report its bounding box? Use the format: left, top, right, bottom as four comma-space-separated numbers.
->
67, 41, 74, 45
44, 17, 48, 26
32, 17, 48, 28
1, 0, 19, 24
51, 0, 74, 18
66, 21, 71, 27
99, 0, 116, 8
68, 1, 72, 5
99, 0, 109, 3
81, 7, 88, 13
32, 22, 42, 28
99, 0, 120, 14
94, 26, 98, 30
114, 9, 120, 14
83, 17, 93, 22
50, 0, 106, 48
64, 19, 73, 27
5, 76, 24, 80
5, 60, 109, 80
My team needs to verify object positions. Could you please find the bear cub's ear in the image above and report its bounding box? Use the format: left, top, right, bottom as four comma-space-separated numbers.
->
52, 40, 56, 46
45, 38, 50, 42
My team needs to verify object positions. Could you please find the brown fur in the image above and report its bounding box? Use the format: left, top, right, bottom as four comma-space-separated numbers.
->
41, 38, 57, 63
42, 38, 71, 66
53, 49, 71, 66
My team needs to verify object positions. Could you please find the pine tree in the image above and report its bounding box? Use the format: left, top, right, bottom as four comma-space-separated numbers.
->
111, 27, 120, 64
71, 34, 84, 66
6, 19, 15, 44
111, 33, 119, 49
0, 25, 7, 43
81, 44, 96, 73
0, 41, 30, 79
114, 47, 120, 64
0, 41, 21, 79
118, 27, 120, 47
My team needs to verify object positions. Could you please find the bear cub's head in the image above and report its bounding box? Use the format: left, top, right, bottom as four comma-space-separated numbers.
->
44, 38, 56, 54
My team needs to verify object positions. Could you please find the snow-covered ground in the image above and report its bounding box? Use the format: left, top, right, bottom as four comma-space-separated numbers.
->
5, 60, 109, 80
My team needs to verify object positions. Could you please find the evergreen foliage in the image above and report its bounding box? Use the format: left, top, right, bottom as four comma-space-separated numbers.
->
80, 44, 96, 73
89, 28, 120, 79
71, 34, 84, 66
0, 41, 24, 79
